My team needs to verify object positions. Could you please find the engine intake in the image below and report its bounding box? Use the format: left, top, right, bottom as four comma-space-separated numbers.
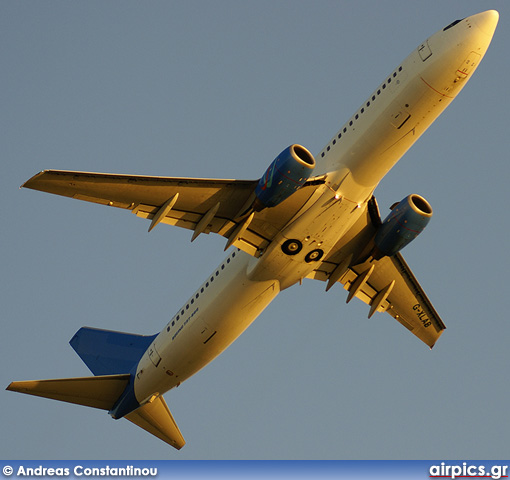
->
254, 144, 315, 210
374, 194, 432, 258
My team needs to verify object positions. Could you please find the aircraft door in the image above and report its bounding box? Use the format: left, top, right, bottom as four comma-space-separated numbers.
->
418, 41, 432, 61
457, 51, 481, 78
148, 343, 161, 367
389, 101, 411, 129
191, 319, 217, 345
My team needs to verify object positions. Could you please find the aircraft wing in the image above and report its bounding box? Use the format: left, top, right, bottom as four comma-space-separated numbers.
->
308, 200, 446, 348
22, 170, 321, 257
23, 171, 445, 346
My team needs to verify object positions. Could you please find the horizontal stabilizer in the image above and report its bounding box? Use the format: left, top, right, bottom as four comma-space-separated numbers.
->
126, 395, 185, 450
6, 374, 130, 410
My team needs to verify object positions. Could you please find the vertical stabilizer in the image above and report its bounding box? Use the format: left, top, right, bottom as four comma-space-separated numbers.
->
70, 327, 157, 375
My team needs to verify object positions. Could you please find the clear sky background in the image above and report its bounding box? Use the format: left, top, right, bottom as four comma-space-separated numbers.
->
2, 1, 509, 460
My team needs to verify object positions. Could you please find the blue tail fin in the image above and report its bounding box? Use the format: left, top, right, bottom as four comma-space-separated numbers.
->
70, 327, 157, 376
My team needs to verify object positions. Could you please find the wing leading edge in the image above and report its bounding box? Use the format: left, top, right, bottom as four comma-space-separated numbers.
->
22, 170, 321, 257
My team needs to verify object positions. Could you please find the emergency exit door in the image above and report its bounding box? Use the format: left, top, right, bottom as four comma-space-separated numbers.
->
148, 343, 161, 367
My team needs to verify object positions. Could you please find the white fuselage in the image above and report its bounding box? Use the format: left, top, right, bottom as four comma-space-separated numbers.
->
133, 11, 497, 404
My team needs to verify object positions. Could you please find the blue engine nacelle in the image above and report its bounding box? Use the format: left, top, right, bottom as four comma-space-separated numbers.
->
374, 194, 433, 258
253, 144, 315, 210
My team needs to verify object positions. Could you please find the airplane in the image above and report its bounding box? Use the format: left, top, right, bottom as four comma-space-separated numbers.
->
7, 10, 498, 450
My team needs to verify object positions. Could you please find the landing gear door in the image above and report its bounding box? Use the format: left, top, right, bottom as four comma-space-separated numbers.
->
148, 343, 161, 367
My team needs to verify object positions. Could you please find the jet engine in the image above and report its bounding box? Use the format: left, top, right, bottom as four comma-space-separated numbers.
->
253, 144, 315, 210
373, 194, 432, 258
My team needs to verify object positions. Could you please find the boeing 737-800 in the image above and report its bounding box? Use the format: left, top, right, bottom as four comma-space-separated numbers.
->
8, 10, 499, 449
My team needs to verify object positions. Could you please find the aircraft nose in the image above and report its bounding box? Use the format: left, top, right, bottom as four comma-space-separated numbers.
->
471, 10, 499, 37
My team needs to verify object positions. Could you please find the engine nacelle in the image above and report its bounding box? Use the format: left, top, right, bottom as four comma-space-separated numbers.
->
254, 144, 315, 210
374, 194, 433, 258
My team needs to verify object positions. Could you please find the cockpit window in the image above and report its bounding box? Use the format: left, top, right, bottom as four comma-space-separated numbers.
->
443, 18, 464, 31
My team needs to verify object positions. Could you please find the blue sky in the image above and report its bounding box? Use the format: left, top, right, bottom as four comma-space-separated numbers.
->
2, 1, 510, 459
